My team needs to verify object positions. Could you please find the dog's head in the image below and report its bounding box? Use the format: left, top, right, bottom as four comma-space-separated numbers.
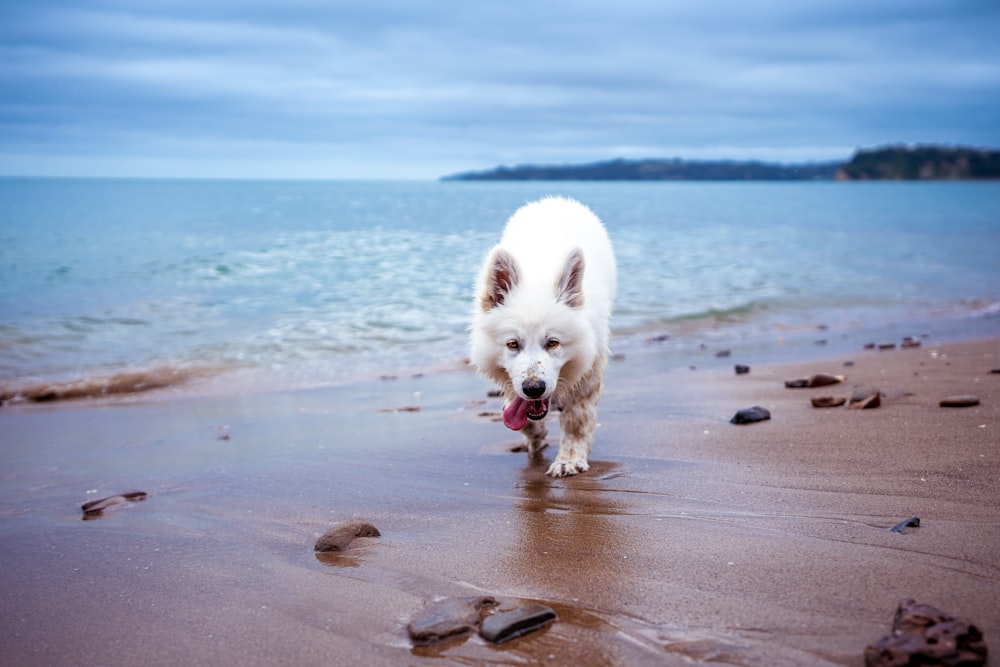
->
471, 247, 597, 430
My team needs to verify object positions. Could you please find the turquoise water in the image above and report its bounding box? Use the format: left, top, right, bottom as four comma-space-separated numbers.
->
2, 178, 999, 393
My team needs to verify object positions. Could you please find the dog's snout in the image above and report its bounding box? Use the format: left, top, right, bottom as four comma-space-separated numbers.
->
522, 379, 546, 399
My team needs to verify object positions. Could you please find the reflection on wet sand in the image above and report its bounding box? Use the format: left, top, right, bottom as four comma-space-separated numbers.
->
512, 451, 631, 599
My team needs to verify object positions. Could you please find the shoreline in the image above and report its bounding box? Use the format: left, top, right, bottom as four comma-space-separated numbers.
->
0, 335, 997, 665
3, 307, 998, 409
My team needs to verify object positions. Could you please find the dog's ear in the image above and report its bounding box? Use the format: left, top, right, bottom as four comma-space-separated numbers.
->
556, 248, 585, 308
481, 248, 519, 311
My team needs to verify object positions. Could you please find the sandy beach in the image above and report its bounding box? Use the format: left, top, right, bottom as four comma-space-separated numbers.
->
1, 335, 998, 666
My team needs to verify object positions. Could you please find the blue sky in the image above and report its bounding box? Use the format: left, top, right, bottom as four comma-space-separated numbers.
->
2, 1, 999, 179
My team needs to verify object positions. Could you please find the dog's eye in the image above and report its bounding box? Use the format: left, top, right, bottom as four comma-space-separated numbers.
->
506, 340, 520, 351
545, 338, 561, 350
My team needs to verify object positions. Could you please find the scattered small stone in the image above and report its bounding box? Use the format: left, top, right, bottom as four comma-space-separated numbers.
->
734, 364, 750, 375
408, 596, 497, 646
646, 333, 670, 343
314, 519, 381, 552
844, 360, 855, 367
939, 395, 980, 408
785, 373, 844, 388
864, 598, 987, 667
864, 342, 876, 350
377, 405, 422, 413
814, 339, 828, 346
901, 336, 922, 349
730, 406, 771, 425
890, 517, 920, 534
380, 375, 398, 381
611, 353, 626, 362
811, 396, 846, 408
878, 343, 897, 350
849, 386, 882, 409
715, 349, 731, 358
81, 490, 147, 518
479, 603, 557, 644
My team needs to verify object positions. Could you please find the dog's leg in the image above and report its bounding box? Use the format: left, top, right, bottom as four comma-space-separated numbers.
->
522, 418, 548, 454
548, 366, 604, 477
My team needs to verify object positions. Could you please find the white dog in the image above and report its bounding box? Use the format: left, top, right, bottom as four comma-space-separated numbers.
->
470, 197, 616, 477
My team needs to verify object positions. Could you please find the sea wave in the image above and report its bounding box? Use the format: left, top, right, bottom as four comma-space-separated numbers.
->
0, 366, 205, 405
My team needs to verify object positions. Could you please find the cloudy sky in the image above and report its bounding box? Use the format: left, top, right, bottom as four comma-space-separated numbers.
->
2, 1, 998, 179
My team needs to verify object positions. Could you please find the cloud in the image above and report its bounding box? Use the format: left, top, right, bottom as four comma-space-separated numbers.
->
2, 0, 999, 177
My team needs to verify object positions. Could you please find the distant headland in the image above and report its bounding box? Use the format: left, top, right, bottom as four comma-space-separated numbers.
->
442, 145, 1000, 181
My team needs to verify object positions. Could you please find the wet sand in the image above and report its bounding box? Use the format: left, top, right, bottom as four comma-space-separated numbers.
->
1, 337, 998, 666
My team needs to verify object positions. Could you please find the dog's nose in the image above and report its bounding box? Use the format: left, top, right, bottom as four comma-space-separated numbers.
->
522, 379, 546, 399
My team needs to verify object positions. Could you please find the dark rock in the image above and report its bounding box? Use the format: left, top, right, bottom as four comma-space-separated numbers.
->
314, 519, 381, 552
785, 373, 843, 388
730, 406, 771, 424
715, 349, 731, 358
864, 598, 987, 666
939, 395, 980, 408
81, 490, 147, 519
408, 596, 497, 645
646, 333, 670, 343
991, 369, 1000, 374
479, 603, 557, 644
849, 386, 882, 409
878, 343, 897, 350
811, 396, 846, 408
890, 517, 920, 534
734, 364, 750, 375
901, 336, 922, 349
864, 342, 876, 350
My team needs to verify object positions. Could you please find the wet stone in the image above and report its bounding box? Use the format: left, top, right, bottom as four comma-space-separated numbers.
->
890, 517, 920, 534
939, 395, 980, 408
734, 364, 750, 375
81, 490, 147, 519
730, 406, 771, 425
864, 598, 987, 666
785, 373, 843, 388
479, 603, 557, 644
314, 519, 381, 552
408, 596, 497, 646
811, 396, 846, 408
849, 386, 882, 409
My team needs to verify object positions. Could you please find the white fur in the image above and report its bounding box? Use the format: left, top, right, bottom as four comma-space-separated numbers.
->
470, 197, 616, 477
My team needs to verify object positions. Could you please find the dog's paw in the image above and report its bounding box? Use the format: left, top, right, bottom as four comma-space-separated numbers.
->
546, 457, 589, 477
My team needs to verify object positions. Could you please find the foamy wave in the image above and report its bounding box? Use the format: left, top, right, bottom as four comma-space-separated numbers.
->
0, 367, 199, 405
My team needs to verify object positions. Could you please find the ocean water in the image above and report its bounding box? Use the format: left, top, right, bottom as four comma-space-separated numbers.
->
1, 178, 999, 398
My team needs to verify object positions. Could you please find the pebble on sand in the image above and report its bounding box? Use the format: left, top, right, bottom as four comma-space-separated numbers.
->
408, 596, 498, 646
81, 490, 148, 519
939, 395, 980, 408
479, 604, 557, 644
784, 374, 844, 389
848, 386, 882, 410
314, 519, 381, 552
730, 406, 771, 424
864, 598, 987, 667
811, 396, 847, 408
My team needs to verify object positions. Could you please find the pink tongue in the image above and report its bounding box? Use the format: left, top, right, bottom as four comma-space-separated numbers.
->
503, 397, 529, 431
